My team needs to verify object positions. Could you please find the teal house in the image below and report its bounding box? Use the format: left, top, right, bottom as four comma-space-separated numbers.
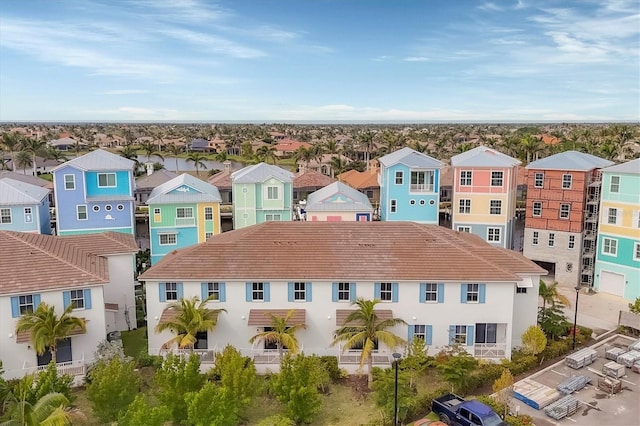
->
231, 163, 294, 229
147, 174, 222, 265
594, 158, 640, 301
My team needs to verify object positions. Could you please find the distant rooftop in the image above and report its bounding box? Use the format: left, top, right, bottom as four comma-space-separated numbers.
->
451, 146, 520, 168
601, 158, 640, 174
526, 151, 614, 171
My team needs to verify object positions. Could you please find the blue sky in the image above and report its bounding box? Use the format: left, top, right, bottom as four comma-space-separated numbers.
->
0, 0, 638, 122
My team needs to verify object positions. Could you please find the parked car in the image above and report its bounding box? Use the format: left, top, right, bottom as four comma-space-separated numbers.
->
432, 394, 506, 426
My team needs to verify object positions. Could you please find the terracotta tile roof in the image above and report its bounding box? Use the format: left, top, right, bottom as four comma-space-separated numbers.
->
338, 169, 380, 190
336, 309, 392, 326
248, 309, 306, 326
274, 139, 312, 153
105, 303, 119, 311
440, 165, 453, 187
158, 305, 222, 324
208, 170, 232, 189
0, 231, 138, 296
140, 222, 546, 282
294, 170, 336, 189
16, 321, 86, 343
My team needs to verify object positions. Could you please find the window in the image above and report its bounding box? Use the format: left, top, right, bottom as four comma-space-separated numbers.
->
487, 228, 501, 242
19, 295, 34, 315
548, 233, 555, 247
608, 208, 618, 225
410, 170, 434, 192
560, 204, 570, 219
380, 282, 392, 301
532, 201, 542, 217
390, 200, 397, 213
159, 233, 177, 245
338, 282, 350, 301
154, 208, 161, 215
410, 199, 416, 205
93, 205, 100, 212
603, 238, 617, 255
532, 231, 539, 245
70, 289, 85, 309
206, 282, 220, 301
97, 173, 116, 188
413, 325, 427, 341
105, 204, 112, 211
294, 282, 306, 301
267, 186, 279, 200
64, 174, 75, 190
252, 282, 265, 301
176, 207, 193, 218
460, 171, 472, 186
0, 208, 11, 224
165, 282, 178, 301
516, 287, 527, 294
424, 283, 438, 302
562, 174, 572, 189
610, 176, 620, 193
568, 235, 575, 249
204, 207, 213, 220
489, 200, 502, 215
395, 171, 403, 185
491, 171, 503, 186
534, 173, 544, 188
77, 205, 87, 220
366, 190, 374, 198
454, 325, 467, 344
117, 204, 124, 211
475, 323, 497, 344
457, 226, 471, 233
24, 207, 32, 223
466, 283, 479, 302
205, 232, 213, 240
265, 214, 281, 221
634, 243, 640, 261
459, 199, 471, 214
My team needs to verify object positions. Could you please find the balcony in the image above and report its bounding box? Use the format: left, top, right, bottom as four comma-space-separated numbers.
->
474, 343, 507, 360
23, 357, 86, 377
410, 184, 434, 193
174, 347, 217, 364
175, 217, 195, 226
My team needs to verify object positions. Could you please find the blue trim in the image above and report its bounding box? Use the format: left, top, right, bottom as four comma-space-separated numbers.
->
201, 283, 208, 301
448, 325, 455, 345
419, 283, 426, 303
437, 283, 444, 303
264, 282, 270, 302
306, 282, 312, 302
392, 282, 399, 303
245, 283, 251, 302
374, 282, 381, 299
33, 294, 41, 309
479, 284, 486, 304
460, 284, 467, 304
159, 283, 166, 302
84, 289, 92, 310
63, 291, 71, 309
426, 325, 433, 345
467, 325, 475, 346
219, 283, 226, 302
407, 325, 414, 342
288, 282, 294, 302
177, 283, 184, 300
332, 283, 338, 302
11, 297, 19, 318
349, 283, 356, 302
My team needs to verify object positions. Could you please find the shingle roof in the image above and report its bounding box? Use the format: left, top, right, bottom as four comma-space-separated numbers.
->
51, 149, 135, 172
231, 163, 294, 184
135, 169, 179, 190
305, 182, 373, 212
601, 158, 640, 174
378, 147, 443, 169
451, 146, 520, 168
0, 231, 138, 296
526, 151, 614, 171
0, 178, 50, 205
0, 171, 52, 189
140, 222, 545, 282
147, 173, 222, 204
294, 170, 336, 189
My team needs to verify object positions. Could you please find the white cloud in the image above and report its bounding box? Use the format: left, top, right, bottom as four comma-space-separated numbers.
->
159, 28, 267, 59
404, 56, 429, 62
478, 2, 504, 12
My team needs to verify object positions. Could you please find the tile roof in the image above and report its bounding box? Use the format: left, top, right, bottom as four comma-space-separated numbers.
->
51, 149, 135, 172
274, 139, 312, 152
338, 169, 380, 190
451, 146, 520, 168
526, 151, 614, 171
247, 309, 306, 326
0, 231, 138, 296
232, 163, 294, 184
135, 169, 178, 189
208, 170, 233, 190
147, 173, 222, 204
140, 222, 545, 282
378, 147, 443, 169
602, 158, 640, 174
294, 170, 336, 189
439, 165, 453, 187
0, 178, 50, 205
305, 182, 373, 212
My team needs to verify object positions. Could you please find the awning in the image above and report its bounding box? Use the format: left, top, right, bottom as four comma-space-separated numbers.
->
105, 303, 119, 311
336, 309, 393, 326
517, 277, 534, 288
248, 309, 306, 326
16, 320, 87, 343
158, 306, 222, 325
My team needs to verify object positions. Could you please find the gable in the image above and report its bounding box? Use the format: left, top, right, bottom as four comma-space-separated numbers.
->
168, 184, 203, 195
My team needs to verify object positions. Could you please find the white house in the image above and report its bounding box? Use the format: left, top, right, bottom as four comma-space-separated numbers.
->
140, 222, 545, 372
0, 231, 138, 380
305, 181, 374, 222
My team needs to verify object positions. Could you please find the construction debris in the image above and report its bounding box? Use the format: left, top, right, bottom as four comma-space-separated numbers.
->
597, 376, 622, 394
565, 348, 598, 369
557, 375, 592, 395
603, 361, 626, 379
544, 395, 582, 420
632, 362, 640, 374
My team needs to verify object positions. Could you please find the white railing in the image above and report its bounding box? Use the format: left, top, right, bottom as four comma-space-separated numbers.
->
23, 354, 86, 377
175, 347, 218, 363
250, 344, 304, 364
175, 217, 195, 226
474, 343, 507, 359
410, 183, 434, 193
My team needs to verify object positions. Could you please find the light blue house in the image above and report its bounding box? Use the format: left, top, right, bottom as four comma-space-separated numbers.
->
305, 181, 373, 221
0, 177, 51, 234
378, 147, 443, 223
147, 174, 222, 265
51, 149, 136, 236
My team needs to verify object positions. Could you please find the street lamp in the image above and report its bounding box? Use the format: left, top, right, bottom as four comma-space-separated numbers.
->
572, 285, 581, 350
392, 352, 402, 426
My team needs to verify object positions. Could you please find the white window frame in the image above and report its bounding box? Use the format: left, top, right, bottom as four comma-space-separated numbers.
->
466, 283, 479, 303
568, 235, 575, 249
610, 176, 620, 193
487, 227, 501, 243
424, 282, 438, 302
491, 171, 503, 187
76, 205, 87, 221
532, 231, 539, 246
489, 200, 502, 215
459, 199, 471, 214
176, 207, 194, 219
337, 282, 350, 301
159, 233, 177, 245
97, 173, 116, 188
0, 208, 11, 224
206, 282, 220, 301
70, 289, 85, 309
413, 325, 427, 341
548, 233, 555, 247
252, 282, 265, 301
266, 186, 280, 200
602, 238, 618, 256
64, 174, 75, 190
153, 208, 161, 215
24, 207, 33, 223
607, 208, 618, 225
534, 172, 544, 188
410, 170, 434, 193
379, 282, 393, 302
634, 242, 640, 261
454, 325, 468, 344
390, 199, 397, 213
516, 287, 527, 294
395, 171, 403, 185
460, 170, 472, 186
532, 201, 542, 217
457, 226, 471, 233
559, 204, 570, 219
205, 232, 213, 241
293, 282, 306, 301
265, 213, 281, 221
204, 207, 213, 220
19, 295, 34, 315
562, 174, 572, 189
165, 282, 178, 301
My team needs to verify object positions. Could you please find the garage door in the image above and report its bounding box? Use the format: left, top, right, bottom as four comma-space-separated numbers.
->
600, 271, 625, 297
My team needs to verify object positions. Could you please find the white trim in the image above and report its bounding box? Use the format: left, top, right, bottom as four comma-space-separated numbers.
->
516, 277, 534, 288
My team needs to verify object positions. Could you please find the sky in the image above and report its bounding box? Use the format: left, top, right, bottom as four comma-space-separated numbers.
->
0, 0, 638, 122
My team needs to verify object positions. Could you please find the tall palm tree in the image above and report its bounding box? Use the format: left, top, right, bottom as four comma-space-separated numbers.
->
249, 309, 306, 359
45, 147, 68, 166
18, 138, 47, 177
155, 296, 226, 351
187, 152, 208, 176
331, 298, 406, 388
15, 303, 86, 364
14, 151, 33, 175
256, 145, 277, 164
138, 140, 164, 163
3, 376, 72, 426
1, 132, 22, 172
165, 143, 183, 172
330, 156, 348, 179
539, 280, 571, 311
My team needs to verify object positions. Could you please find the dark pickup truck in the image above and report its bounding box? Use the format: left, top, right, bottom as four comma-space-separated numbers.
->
432, 394, 506, 426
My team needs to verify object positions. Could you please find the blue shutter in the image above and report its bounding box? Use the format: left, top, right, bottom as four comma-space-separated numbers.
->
288, 282, 294, 302
219, 283, 226, 302
392, 283, 399, 303
33, 294, 41, 309
11, 297, 19, 318
159, 283, 166, 302
84, 289, 92, 310
479, 284, 486, 304
426, 325, 433, 346
63, 291, 71, 309
332, 283, 338, 302
460, 284, 467, 304
419, 283, 426, 303
349, 283, 356, 302
245, 283, 252, 302
374, 283, 381, 299
264, 282, 270, 302
201, 283, 208, 301
448, 325, 455, 345
177, 283, 184, 300
407, 325, 414, 342
306, 282, 312, 302
437, 283, 444, 303
466, 325, 475, 346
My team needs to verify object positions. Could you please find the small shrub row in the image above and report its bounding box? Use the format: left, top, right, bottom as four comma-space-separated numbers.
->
403, 386, 451, 421
476, 395, 534, 426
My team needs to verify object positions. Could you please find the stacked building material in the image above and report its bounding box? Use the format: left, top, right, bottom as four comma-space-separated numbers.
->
557, 376, 592, 395
514, 378, 561, 410
616, 350, 640, 367
605, 346, 626, 361
631, 362, 640, 374
629, 339, 640, 351
544, 395, 581, 420
565, 348, 598, 369
603, 361, 626, 378
597, 376, 622, 394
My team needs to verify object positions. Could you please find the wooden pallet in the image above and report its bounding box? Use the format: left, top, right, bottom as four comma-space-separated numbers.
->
514, 378, 561, 410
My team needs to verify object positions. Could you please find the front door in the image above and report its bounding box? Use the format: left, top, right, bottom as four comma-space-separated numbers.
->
37, 338, 72, 366
195, 331, 208, 350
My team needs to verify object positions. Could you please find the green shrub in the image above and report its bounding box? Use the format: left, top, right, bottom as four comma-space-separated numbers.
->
319, 356, 341, 382
540, 339, 572, 361
136, 352, 163, 369
506, 355, 537, 376
404, 386, 451, 421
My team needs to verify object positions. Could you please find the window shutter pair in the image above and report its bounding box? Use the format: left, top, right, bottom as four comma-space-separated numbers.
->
459, 284, 486, 303
245, 283, 270, 302
10, 294, 42, 318
287, 282, 312, 302
200, 283, 226, 302
407, 325, 433, 346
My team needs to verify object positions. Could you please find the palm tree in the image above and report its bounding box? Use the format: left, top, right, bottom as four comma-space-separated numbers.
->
539, 280, 571, 311
3, 376, 72, 426
45, 147, 68, 166
249, 310, 306, 359
256, 145, 277, 164
15, 303, 86, 364
155, 296, 226, 351
187, 152, 208, 176
294, 146, 313, 169
331, 298, 406, 388
1, 132, 22, 172
330, 156, 349, 179
18, 138, 47, 177
138, 140, 164, 163
165, 143, 183, 172
214, 150, 228, 162
14, 151, 33, 175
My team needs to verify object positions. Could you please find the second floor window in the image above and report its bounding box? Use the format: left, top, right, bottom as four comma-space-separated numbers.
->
70, 289, 85, 309
560, 204, 570, 219
459, 199, 471, 214
603, 238, 617, 255
410, 170, 434, 192
610, 176, 620, 193
206, 282, 220, 301
487, 228, 501, 242
294, 282, 306, 301
64, 174, 75, 190
466, 283, 479, 302
19, 295, 34, 315
532, 231, 539, 245
380, 282, 392, 301
460, 171, 472, 186
24, 207, 33, 223
424, 283, 438, 302
534, 173, 544, 188
267, 186, 279, 200
204, 207, 213, 220
562, 174, 572, 189
97, 173, 116, 188
176, 207, 193, 219
338, 282, 350, 301
568, 235, 575, 249
395, 171, 403, 184
608, 208, 618, 224
0, 208, 11, 224
489, 200, 502, 215
491, 171, 503, 186
548, 233, 555, 247
165, 282, 178, 301
252, 282, 265, 301
532, 202, 542, 217
159, 233, 177, 245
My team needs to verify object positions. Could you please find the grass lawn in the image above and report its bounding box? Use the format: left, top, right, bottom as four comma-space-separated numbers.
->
121, 327, 147, 358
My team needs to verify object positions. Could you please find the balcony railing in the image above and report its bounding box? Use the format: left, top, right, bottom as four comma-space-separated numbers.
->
410, 184, 434, 193
175, 217, 195, 226
23, 356, 86, 377
474, 343, 506, 359
175, 347, 217, 364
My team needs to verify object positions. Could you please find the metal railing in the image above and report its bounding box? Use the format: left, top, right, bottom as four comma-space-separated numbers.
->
23, 354, 86, 377
174, 346, 218, 363
175, 217, 195, 226
474, 343, 506, 359
410, 184, 434, 193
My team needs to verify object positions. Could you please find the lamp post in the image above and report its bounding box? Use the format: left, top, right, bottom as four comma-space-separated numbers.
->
392, 352, 401, 426
572, 285, 581, 350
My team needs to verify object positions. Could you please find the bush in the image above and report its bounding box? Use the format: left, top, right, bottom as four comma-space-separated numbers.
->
86, 357, 141, 423
505, 355, 537, 376
404, 386, 451, 422
540, 339, 572, 361
319, 356, 341, 382
136, 352, 163, 369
